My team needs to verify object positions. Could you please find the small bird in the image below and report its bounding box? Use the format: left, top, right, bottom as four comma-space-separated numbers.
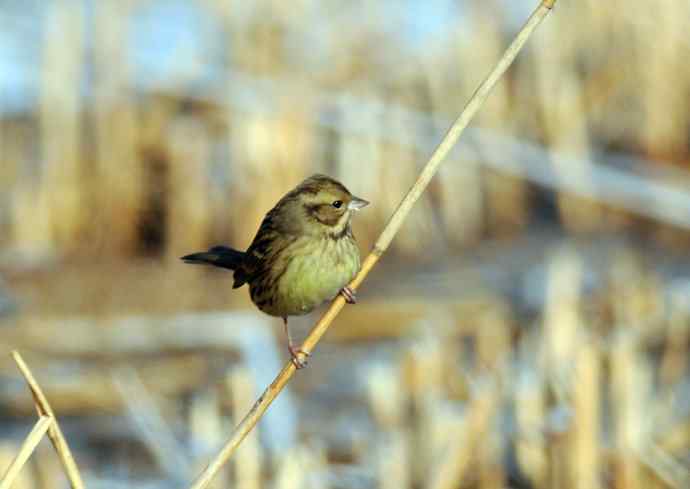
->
181, 174, 369, 368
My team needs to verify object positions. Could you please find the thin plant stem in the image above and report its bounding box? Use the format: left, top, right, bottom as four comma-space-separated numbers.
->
0, 416, 53, 489
188, 2, 558, 488
12, 351, 85, 489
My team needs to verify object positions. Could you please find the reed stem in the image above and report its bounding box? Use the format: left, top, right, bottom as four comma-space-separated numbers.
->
12, 351, 85, 489
0, 416, 53, 489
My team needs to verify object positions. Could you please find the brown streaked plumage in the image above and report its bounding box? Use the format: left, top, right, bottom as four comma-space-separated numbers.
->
181, 174, 369, 368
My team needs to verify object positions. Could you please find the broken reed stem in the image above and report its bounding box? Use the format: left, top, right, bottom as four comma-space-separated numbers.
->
0, 416, 53, 489
11, 351, 85, 489
188, 2, 558, 488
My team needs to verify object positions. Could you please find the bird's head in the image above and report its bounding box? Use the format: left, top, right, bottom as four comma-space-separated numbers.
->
285, 174, 369, 237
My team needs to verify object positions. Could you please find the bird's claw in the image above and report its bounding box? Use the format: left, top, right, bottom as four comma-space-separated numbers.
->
289, 345, 310, 369
340, 286, 357, 304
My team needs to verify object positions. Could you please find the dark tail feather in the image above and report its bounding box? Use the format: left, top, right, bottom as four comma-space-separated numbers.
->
181, 246, 246, 271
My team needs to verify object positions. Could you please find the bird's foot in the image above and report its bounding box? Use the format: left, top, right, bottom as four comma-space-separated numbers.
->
288, 345, 311, 369
340, 286, 357, 304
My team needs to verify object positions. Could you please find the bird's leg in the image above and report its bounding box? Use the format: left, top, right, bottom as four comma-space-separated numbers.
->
283, 317, 310, 369
340, 286, 357, 304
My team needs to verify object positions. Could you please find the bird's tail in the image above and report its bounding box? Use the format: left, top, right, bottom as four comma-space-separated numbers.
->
181, 246, 246, 271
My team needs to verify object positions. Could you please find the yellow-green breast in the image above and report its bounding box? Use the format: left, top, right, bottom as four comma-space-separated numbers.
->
255, 235, 360, 317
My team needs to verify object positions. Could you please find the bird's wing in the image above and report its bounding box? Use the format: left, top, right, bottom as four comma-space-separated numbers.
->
242, 207, 298, 282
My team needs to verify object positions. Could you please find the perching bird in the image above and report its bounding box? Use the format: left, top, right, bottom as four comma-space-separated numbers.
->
181, 174, 369, 368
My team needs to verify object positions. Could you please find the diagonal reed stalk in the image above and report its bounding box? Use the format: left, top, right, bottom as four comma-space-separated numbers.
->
189, 1, 558, 488
0, 416, 53, 489
12, 351, 85, 489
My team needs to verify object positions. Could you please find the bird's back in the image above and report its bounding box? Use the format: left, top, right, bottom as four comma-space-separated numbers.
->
234, 203, 294, 287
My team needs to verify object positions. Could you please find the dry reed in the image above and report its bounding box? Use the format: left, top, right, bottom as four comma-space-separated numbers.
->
426, 383, 499, 489
92, 0, 141, 255
4, 242, 689, 488
38, 0, 86, 253
571, 341, 601, 489
0, 416, 53, 489
189, 389, 227, 489
11, 352, 85, 489
227, 369, 262, 489
4, 0, 690, 258
368, 365, 411, 489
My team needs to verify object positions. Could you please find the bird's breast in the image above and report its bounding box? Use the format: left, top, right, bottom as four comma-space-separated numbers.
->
269, 235, 360, 316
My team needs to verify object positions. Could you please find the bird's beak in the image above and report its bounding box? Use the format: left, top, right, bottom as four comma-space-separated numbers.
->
348, 196, 369, 211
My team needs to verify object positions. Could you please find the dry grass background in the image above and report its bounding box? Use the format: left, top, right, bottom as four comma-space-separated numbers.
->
1, 0, 690, 488
1, 0, 689, 259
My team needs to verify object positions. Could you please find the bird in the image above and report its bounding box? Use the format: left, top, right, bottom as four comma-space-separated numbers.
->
181, 174, 369, 368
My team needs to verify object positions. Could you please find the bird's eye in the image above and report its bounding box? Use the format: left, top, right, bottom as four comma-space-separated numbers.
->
332, 200, 343, 208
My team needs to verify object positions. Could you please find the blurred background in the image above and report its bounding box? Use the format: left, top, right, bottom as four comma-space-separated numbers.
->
1, 0, 690, 487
